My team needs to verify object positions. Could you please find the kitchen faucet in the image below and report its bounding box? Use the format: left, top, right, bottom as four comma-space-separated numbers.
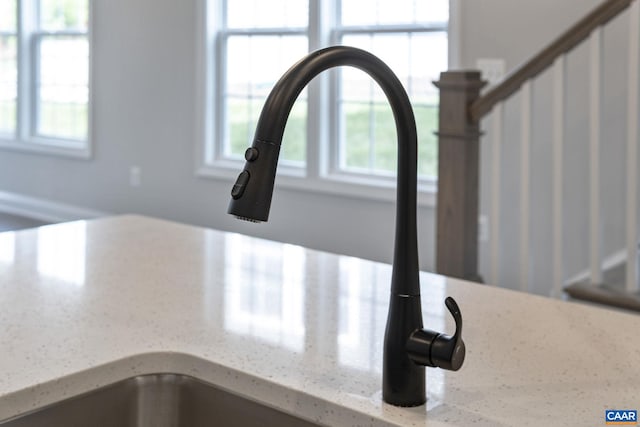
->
227, 46, 465, 407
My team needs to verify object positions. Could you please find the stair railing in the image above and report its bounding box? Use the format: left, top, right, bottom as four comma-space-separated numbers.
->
435, 0, 640, 303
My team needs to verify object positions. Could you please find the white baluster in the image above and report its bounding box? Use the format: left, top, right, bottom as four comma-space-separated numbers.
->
552, 56, 566, 298
520, 81, 532, 292
627, 0, 640, 293
490, 103, 503, 287
589, 28, 603, 286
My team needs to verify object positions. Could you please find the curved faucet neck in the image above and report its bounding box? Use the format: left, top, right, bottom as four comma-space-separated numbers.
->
255, 46, 420, 298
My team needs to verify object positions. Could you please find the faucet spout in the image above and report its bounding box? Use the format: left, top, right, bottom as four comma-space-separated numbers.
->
227, 46, 464, 407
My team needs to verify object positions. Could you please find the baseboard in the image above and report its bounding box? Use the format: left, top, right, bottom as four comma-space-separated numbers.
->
564, 249, 628, 286
0, 191, 109, 223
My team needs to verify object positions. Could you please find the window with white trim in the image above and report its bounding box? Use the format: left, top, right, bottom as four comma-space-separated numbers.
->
206, 0, 447, 185
0, 0, 90, 155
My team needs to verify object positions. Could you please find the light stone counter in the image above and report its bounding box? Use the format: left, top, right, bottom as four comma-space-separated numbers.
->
0, 215, 639, 426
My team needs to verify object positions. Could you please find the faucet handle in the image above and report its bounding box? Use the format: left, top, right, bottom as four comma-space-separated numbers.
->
406, 297, 466, 371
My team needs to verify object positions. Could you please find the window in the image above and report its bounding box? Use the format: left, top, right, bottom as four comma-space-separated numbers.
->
0, 0, 90, 156
203, 0, 448, 194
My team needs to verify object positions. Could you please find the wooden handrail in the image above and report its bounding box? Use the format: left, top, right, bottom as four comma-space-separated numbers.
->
470, 0, 633, 122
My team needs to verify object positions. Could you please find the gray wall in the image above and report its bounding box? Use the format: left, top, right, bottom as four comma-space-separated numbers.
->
0, 0, 628, 290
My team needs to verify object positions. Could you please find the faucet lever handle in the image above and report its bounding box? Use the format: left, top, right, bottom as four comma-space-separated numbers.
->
406, 296, 466, 371
445, 296, 463, 341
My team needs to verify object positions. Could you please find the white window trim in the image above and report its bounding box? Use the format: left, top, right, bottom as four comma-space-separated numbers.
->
0, 0, 93, 159
195, 0, 458, 207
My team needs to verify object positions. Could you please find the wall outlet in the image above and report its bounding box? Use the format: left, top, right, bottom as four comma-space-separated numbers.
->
478, 215, 489, 242
130, 166, 142, 187
476, 58, 506, 85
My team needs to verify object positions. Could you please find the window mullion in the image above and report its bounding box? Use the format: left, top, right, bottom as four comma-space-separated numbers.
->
336, 23, 447, 34
223, 28, 306, 36
209, 0, 224, 162
30, 32, 41, 139
328, 5, 343, 177
34, 29, 86, 37
16, 0, 36, 142
306, 0, 332, 179
214, 31, 228, 161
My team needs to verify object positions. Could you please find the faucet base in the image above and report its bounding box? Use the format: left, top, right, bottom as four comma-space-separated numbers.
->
382, 294, 425, 407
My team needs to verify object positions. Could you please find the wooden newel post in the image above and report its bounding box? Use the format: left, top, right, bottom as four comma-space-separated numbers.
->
434, 71, 486, 282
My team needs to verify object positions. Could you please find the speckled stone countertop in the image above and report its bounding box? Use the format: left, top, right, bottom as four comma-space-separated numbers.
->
1, 215, 639, 426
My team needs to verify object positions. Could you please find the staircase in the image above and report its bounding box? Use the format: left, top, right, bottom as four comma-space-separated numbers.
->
435, 0, 640, 311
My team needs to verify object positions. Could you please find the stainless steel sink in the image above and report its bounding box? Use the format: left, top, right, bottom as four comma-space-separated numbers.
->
0, 374, 323, 427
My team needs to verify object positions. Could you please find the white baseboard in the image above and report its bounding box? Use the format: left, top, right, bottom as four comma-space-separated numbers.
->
564, 249, 628, 286
0, 191, 109, 223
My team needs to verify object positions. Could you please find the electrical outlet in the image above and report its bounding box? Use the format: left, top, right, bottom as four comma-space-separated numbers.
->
478, 215, 489, 242
130, 166, 142, 187
476, 58, 506, 86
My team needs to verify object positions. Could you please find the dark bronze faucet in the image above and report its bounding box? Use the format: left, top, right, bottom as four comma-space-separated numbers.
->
227, 46, 465, 407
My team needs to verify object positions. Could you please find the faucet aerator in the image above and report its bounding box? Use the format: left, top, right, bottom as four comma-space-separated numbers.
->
234, 216, 261, 224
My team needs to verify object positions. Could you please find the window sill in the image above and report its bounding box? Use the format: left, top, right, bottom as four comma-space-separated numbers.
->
197, 161, 436, 207
0, 138, 91, 159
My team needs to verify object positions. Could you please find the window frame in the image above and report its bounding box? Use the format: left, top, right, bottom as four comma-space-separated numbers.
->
197, 0, 458, 205
0, 0, 92, 159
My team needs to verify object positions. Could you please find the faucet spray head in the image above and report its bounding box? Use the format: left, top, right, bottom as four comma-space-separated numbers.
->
227, 142, 281, 223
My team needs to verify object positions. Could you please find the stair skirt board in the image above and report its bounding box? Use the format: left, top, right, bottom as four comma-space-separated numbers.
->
564, 283, 640, 312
